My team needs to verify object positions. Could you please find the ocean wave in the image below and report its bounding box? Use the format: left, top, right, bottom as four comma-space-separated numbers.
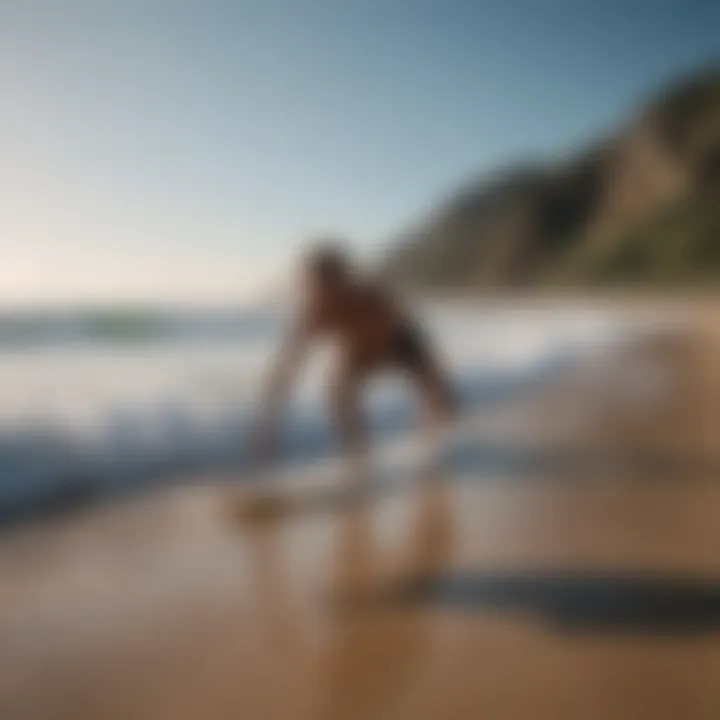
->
0, 360, 565, 527
0, 303, 653, 528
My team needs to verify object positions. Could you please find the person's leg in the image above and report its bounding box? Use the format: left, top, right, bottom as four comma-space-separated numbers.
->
404, 350, 457, 469
393, 322, 456, 430
329, 358, 368, 461
416, 361, 456, 438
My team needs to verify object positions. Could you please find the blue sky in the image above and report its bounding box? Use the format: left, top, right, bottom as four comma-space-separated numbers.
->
2, 0, 719, 302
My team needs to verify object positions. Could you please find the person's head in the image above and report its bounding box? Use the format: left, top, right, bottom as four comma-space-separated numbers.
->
303, 241, 352, 294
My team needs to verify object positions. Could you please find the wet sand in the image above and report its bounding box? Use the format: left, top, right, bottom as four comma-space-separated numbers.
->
2, 313, 720, 720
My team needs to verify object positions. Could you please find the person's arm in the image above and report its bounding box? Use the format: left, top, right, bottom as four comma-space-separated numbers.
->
251, 314, 314, 463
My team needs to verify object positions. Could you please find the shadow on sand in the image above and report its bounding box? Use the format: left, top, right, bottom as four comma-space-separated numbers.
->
341, 569, 720, 634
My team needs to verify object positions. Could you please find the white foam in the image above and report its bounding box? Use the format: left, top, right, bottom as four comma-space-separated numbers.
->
0, 302, 664, 519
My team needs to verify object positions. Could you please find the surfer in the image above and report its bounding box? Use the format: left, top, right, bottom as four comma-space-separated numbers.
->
251, 242, 456, 466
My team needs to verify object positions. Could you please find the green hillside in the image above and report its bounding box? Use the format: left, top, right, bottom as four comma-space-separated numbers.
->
384, 65, 720, 291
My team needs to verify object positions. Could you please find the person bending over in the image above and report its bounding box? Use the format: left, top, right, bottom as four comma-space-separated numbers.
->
252, 242, 456, 467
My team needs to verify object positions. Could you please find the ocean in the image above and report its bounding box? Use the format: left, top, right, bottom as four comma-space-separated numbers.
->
0, 302, 654, 525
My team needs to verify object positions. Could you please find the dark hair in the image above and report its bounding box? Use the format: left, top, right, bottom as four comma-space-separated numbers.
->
305, 242, 350, 282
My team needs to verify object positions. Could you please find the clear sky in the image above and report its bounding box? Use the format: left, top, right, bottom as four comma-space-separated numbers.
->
2, 0, 719, 303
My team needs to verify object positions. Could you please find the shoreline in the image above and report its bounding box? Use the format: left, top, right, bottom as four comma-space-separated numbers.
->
2, 309, 720, 719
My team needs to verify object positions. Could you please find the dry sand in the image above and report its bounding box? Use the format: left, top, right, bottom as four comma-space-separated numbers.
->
2, 311, 720, 720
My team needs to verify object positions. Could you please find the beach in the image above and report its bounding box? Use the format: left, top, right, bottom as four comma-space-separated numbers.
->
1, 304, 720, 719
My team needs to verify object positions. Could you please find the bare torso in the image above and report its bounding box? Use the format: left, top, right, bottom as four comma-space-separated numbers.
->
254, 275, 454, 461
308, 281, 409, 371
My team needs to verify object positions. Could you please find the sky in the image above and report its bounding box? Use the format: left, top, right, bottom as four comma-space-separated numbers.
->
1, 0, 719, 304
